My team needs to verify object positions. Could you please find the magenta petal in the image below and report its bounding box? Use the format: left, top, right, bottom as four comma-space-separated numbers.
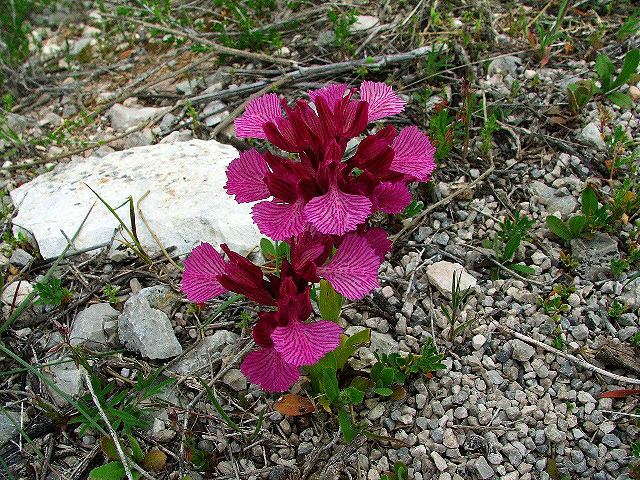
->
271, 320, 343, 367
363, 228, 392, 259
235, 93, 283, 139
304, 185, 371, 235
359, 81, 406, 122
181, 243, 228, 303
241, 347, 300, 392
224, 149, 271, 203
391, 126, 437, 181
308, 84, 348, 111
252, 198, 307, 240
372, 182, 412, 214
317, 234, 380, 299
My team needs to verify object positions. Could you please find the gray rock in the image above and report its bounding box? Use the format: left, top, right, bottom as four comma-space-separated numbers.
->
108, 103, 170, 131
601, 433, 621, 448
44, 360, 88, 405
511, 339, 535, 362
9, 248, 34, 269
571, 233, 619, 281
118, 288, 182, 359
425, 261, 477, 299
431, 451, 448, 471
1, 281, 34, 305
0, 411, 20, 444
571, 324, 589, 341
168, 329, 239, 375
532, 182, 577, 215
70, 303, 120, 352
618, 326, 638, 342
474, 456, 494, 479
472, 334, 487, 350
350, 15, 380, 32
545, 423, 567, 443
10, 140, 262, 259
222, 369, 247, 391
580, 122, 607, 151
487, 55, 521, 76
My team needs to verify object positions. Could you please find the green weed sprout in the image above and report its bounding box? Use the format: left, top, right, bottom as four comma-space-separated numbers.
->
88, 435, 167, 480
440, 271, 474, 341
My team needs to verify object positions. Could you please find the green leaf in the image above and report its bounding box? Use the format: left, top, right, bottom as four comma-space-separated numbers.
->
481, 239, 493, 249
88, 461, 126, 480
581, 187, 598, 218
100, 437, 120, 461
127, 434, 144, 464
318, 279, 344, 323
501, 234, 521, 263
507, 264, 536, 275
567, 215, 586, 237
350, 376, 375, 392
335, 328, 371, 370
609, 49, 640, 91
596, 54, 614, 91
260, 238, 275, 259
546, 215, 573, 240
374, 387, 394, 396
379, 367, 395, 387
338, 407, 357, 443
607, 91, 633, 110
276, 241, 290, 261
394, 461, 409, 480
323, 367, 340, 404
340, 386, 365, 404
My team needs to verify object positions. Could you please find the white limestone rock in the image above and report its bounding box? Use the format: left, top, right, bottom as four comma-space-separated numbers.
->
118, 287, 183, 359
70, 303, 120, 352
10, 140, 262, 259
426, 261, 477, 298
108, 103, 170, 131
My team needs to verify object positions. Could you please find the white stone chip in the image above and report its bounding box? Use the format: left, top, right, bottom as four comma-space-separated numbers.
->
426, 261, 477, 298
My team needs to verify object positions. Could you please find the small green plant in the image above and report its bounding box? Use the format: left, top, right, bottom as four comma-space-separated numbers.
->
481, 111, 498, 156
103, 283, 121, 308
381, 461, 409, 480
483, 211, 536, 278
429, 105, 461, 160
259, 237, 290, 274
328, 9, 357, 54
567, 49, 640, 114
566, 402, 574, 411
34, 277, 74, 308
372, 338, 445, 395
617, 8, 640, 41
526, 0, 570, 66
422, 43, 454, 80
629, 332, 640, 349
608, 298, 628, 319
71, 368, 176, 436
88, 435, 167, 480
440, 271, 474, 341
396, 200, 424, 222
541, 283, 574, 350
546, 186, 609, 242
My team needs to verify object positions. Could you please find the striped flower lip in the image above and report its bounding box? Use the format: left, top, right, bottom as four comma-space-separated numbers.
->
180, 228, 388, 392
226, 81, 436, 239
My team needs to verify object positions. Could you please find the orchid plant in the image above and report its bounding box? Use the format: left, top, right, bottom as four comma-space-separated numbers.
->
181, 81, 436, 392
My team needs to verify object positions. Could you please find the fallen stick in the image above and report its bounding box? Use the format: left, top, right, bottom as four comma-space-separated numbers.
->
495, 324, 640, 386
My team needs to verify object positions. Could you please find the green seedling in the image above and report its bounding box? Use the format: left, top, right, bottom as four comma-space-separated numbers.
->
103, 283, 121, 309
430, 105, 461, 160
608, 298, 628, 319
260, 237, 290, 275
440, 271, 474, 341
328, 9, 357, 54
617, 8, 640, 41
70, 368, 176, 436
546, 186, 609, 242
381, 461, 409, 480
34, 277, 74, 308
88, 435, 167, 480
526, 0, 570, 66
483, 211, 536, 278
396, 200, 424, 222
372, 338, 445, 396
568, 49, 640, 114
630, 332, 640, 349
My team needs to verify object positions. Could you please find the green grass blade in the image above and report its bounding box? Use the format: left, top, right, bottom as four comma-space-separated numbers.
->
196, 376, 242, 434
